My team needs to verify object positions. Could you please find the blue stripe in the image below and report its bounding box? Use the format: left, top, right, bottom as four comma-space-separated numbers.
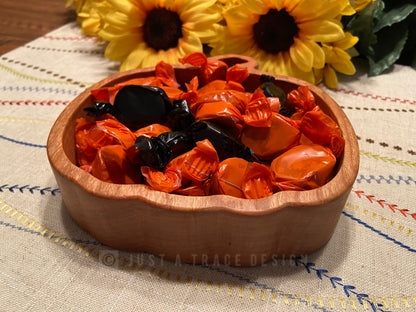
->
356, 174, 416, 185
0, 184, 60, 196
296, 258, 389, 312
201, 264, 334, 312
0, 220, 101, 246
342, 211, 416, 253
0, 134, 46, 148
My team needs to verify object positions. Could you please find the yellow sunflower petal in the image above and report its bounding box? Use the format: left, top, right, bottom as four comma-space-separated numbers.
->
141, 50, 165, 68
313, 68, 324, 85
279, 0, 302, 12
284, 52, 316, 83
332, 60, 356, 75
334, 32, 359, 50
99, 25, 131, 41
210, 33, 254, 56
289, 37, 314, 72
177, 28, 203, 55
180, 0, 219, 20
331, 49, 356, 75
292, 0, 346, 22
223, 5, 258, 35
341, 3, 356, 15
106, 0, 142, 17
262, 52, 288, 75
305, 40, 325, 69
104, 31, 142, 61
105, 11, 143, 28
242, 0, 270, 14
81, 18, 100, 36
353, 0, 375, 12
138, 0, 157, 12
299, 19, 344, 42
120, 43, 151, 71
323, 65, 338, 89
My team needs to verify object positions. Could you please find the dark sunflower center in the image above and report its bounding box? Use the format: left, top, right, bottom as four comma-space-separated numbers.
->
253, 9, 299, 54
143, 8, 183, 51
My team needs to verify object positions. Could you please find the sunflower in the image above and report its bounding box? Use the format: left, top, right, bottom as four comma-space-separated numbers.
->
315, 32, 359, 89
210, 0, 354, 84
96, 0, 223, 71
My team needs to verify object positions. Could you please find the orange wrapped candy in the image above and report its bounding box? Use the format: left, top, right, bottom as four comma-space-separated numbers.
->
75, 116, 136, 166
141, 166, 182, 193
170, 139, 219, 183
195, 89, 250, 114
197, 80, 246, 98
226, 64, 249, 83
299, 107, 345, 157
174, 181, 208, 196
211, 157, 249, 198
241, 112, 301, 160
211, 158, 274, 199
133, 123, 172, 138
270, 144, 336, 191
243, 88, 273, 127
90, 61, 178, 104
194, 101, 245, 137
141, 139, 219, 193
242, 162, 274, 199
179, 52, 228, 85
287, 85, 316, 112
90, 145, 142, 184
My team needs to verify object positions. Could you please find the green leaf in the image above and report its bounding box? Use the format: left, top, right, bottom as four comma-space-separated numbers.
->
368, 23, 409, 76
373, 0, 385, 20
374, 3, 416, 31
345, 2, 379, 56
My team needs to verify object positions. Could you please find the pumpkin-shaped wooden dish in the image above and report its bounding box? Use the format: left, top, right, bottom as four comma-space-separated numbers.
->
47, 55, 359, 266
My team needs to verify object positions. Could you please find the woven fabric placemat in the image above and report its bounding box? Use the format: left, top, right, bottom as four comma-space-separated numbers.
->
0, 22, 415, 312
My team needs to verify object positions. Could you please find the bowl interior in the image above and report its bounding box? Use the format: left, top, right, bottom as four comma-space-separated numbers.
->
48, 55, 359, 215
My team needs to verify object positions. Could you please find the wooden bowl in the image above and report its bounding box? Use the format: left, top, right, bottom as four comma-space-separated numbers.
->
47, 55, 359, 266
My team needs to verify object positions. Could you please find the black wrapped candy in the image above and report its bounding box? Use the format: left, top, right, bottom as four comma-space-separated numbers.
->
188, 121, 259, 162
85, 85, 172, 130
259, 74, 295, 117
135, 131, 195, 170
166, 99, 195, 131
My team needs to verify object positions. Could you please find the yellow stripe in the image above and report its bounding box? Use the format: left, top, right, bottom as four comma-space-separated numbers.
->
206, 281, 212, 291
360, 150, 416, 167
0, 203, 8, 211
0, 62, 93, 86
346, 202, 414, 236
0, 116, 53, 125
10, 210, 19, 217
2, 197, 416, 310
46, 231, 56, 239
238, 286, 244, 298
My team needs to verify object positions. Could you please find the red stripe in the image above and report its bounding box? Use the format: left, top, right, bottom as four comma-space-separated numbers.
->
352, 189, 416, 221
323, 86, 416, 105
337, 88, 416, 105
42, 35, 96, 41
0, 100, 69, 105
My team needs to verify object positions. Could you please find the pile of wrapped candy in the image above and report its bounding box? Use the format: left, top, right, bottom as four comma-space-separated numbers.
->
75, 53, 344, 199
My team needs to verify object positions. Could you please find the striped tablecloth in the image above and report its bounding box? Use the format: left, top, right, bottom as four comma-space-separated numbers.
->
1, 22, 415, 312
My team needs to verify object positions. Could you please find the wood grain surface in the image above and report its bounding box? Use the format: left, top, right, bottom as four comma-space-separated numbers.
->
0, 0, 75, 55
47, 55, 360, 265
